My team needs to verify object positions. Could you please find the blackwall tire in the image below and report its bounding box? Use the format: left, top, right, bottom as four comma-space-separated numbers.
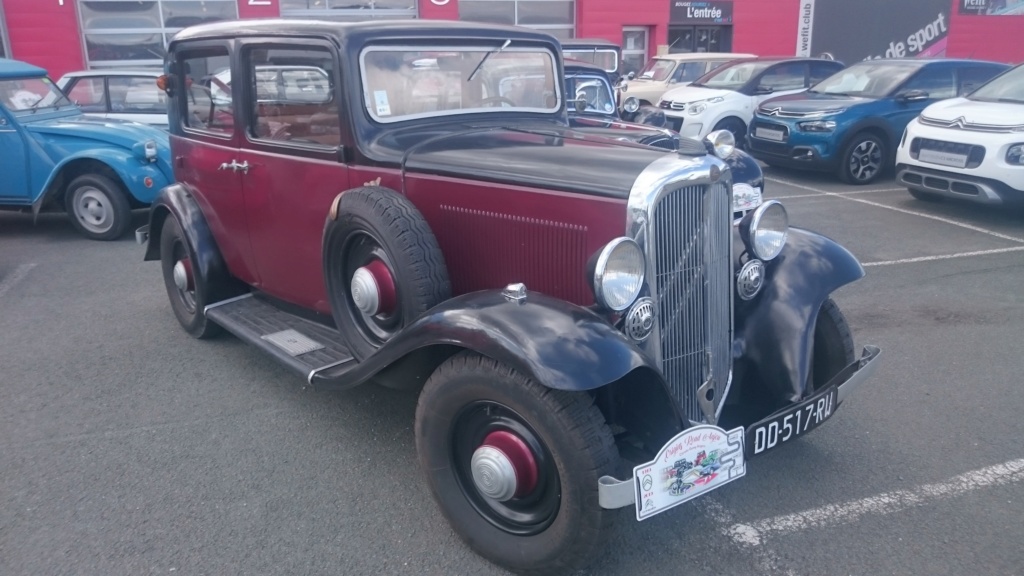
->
323, 186, 449, 361
65, 174, 132, 240
159, 217, 223, 339
839, 133, 886, 185
811, 298, 856, 392
415, 352, 620, 576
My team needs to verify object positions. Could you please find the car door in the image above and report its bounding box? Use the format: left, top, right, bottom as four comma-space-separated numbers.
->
0, 106, 31, 202
889, 64, 956, 132
237, 40, 350, 312
173, 42, 261, 286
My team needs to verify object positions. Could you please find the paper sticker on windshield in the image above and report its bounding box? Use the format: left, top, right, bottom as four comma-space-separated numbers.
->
633, 424, 746, 521
374, 90, 391, 116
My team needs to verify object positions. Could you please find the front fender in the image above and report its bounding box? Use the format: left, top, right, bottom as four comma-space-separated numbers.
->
41, 148, 170, 206
734, 227, 864, 404
143, 183, 240, 303
315, 289, 667, 394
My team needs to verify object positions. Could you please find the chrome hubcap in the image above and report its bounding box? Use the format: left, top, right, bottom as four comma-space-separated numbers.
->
471, 446, 518, 501
350, 266, 381, 316
173, 261, 190, 292
73, 187, 113, 234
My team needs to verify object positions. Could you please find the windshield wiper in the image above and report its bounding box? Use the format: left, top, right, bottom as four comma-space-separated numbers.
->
468, 39, 511, 82
997, 97, 1024, 104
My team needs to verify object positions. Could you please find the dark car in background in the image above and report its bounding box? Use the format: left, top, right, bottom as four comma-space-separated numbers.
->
561, 37, 622, 77
747, 58, 1009, 184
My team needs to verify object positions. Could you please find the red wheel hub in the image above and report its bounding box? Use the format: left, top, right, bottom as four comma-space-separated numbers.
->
472, 430, 539, 500
350, 259, 396, 316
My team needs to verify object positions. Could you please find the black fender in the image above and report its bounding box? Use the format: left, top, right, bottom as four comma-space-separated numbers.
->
722, 148, 764, 190
312, 289, 687, 440
143, 183, 242, 303
734, 227, 864, 405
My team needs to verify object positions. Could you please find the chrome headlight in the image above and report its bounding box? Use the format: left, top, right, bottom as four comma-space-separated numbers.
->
740, 200, 788, 261
687, 102, 706, 115
591, 237, 645, 311
132, 139, 159, 163
623, 96, 640, 114
705, 129, 736, 158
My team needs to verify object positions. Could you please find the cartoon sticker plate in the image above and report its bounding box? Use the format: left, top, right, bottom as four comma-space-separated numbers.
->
633, 424, 746, 521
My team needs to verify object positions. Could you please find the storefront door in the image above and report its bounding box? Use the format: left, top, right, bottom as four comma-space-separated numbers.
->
668, 1, 734, 53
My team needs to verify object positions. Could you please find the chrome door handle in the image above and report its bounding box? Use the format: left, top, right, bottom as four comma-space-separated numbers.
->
217, 160, 251, 174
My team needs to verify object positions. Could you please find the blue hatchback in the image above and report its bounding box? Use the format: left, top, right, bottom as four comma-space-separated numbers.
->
0, 58, 172, 239
747, 59, 1009, 184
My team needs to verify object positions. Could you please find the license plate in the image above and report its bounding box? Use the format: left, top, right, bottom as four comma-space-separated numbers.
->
755, 127, 785, 142
919, 148, 968, 168
633, 424, 746, 521
747, 386, 838, 457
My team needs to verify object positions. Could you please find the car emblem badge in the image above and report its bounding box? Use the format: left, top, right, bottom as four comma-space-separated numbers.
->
766, 107, 781, 116
953, 116, 966, 129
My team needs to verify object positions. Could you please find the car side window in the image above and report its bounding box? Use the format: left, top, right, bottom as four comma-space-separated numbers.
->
108, 76, 167, 114
181, 48, 233, 135
672, 62, 705, 83
809, 62, 840, 86
245, 46, 339, 147
958, 66, 1001, 95
759, 63, 808, 91
902, 67, 956, 99
66, 78, 107, 113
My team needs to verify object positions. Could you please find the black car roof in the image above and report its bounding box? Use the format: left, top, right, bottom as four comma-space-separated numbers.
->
170, 18, 561, 47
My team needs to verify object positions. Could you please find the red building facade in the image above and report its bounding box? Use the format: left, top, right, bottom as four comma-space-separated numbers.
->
0, 0, 1020, 80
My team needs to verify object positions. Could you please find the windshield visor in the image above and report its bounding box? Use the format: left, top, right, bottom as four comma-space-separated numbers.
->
360, 46, 560, 123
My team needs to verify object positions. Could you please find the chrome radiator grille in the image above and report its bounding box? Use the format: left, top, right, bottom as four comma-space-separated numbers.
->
651, 182, 733, 424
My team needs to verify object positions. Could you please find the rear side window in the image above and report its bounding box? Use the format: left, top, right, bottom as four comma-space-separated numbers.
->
108, 76, 167, 114
180, 47, 233, 135
902, 67, 956, 99
245, 45, 340, 147
66, 78, 107, 113
810, 62, 841, 85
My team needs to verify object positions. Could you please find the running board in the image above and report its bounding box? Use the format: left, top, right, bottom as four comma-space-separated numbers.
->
205, 294, 356, 384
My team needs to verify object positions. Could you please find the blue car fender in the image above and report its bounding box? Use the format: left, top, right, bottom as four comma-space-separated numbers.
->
32, 147, 170, 214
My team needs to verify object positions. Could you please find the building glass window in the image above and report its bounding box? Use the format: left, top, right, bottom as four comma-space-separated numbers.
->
77, 0, 238, 68
622, 27, 648, 76
0, 0, 10, 59
460, 0, 576, 40
280, 0, 418, 21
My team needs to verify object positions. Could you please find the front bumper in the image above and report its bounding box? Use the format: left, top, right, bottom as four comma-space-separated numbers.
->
746, 119, 839, 170
597, 344, 881, 514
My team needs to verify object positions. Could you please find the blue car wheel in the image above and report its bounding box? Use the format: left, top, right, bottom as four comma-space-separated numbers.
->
64, 174, 132, 240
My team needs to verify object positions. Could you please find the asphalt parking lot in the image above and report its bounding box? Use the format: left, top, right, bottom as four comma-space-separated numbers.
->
2, 167, 1023, 576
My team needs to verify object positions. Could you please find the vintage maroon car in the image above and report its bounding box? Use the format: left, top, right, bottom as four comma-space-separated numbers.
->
140, 19, 880, 575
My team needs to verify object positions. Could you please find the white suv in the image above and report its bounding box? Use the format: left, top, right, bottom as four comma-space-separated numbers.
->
657, 57, 845, 142
896, 64, 1024, 207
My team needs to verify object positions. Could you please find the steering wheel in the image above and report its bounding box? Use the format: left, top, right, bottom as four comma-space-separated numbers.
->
480, 96, 516, 107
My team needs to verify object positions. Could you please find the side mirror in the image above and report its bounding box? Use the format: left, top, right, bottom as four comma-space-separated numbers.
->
896, 89, 929, 103
753, 85, 774, 95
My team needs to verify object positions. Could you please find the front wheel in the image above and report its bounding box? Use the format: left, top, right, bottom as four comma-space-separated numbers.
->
839, 133, 886, 185
416, 352, 620, 575
159, 218, 222, 339
810, 298, 856, 392
65, 174, 132, 240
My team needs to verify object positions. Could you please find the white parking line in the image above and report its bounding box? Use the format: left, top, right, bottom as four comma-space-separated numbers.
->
767, 176, 1024, 244
0, 263, 37, 299
862, 246, 1024, 267
695, 498, 796, 576
769, 188, 904, 200
727, 458, 1024, 548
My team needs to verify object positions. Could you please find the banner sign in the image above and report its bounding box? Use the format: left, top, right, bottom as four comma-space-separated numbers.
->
803, 0, 950, 62
670, 1, 734, 25
959, 0, 1024, 15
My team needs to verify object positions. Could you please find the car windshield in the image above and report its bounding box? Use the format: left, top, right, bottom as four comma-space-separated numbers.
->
968, 65, 1024, 104
0, 77, 73, 113
638, 58, 676, 81
360, 45, 560, 123
564, 49, 619, 73
565, 73, 616, 114
691, 61, 773, 91
809, 62, 919, 98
